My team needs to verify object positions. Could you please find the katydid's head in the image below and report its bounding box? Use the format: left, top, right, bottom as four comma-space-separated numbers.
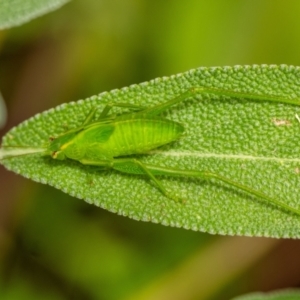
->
47, 131, 77, 160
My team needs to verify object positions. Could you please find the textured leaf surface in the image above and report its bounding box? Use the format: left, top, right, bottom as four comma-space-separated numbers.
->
1, 65, 300, 238
232, 289, 300, 300
0, 0, 70, 29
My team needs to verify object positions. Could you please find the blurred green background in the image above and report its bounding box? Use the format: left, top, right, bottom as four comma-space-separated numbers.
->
1, 0, 300, 299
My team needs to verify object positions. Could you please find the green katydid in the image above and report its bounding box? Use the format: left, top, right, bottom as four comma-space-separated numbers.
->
44, 87, 300, 216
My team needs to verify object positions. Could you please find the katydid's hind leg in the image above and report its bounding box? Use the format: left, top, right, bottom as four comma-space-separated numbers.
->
142, 86, 300, 117
112, 158, 183, 202
140, 87, 225, 116
84, 85, 292, 125
144, 164, 300, 216
140, 89, 197, 116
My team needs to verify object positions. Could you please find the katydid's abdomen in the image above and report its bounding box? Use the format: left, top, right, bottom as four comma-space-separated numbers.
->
66, 116, 184, 160
105, 117, 184, 156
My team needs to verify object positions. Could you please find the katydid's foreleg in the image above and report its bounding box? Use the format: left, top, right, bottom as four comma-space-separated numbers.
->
78, 158, 112, 168
82, 103, 147, 125
99, 103, 146, 118
82, 107, 99, 126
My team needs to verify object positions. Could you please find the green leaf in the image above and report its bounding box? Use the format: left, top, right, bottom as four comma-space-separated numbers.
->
0, 0, 70, 29
1, 65, 300, 238
232, 289, 300, 300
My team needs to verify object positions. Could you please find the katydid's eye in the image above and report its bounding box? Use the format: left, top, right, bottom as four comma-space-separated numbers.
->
49, 136, 55, 142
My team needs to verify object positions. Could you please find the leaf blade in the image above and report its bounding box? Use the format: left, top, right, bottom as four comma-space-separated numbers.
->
2, 65, 300, 238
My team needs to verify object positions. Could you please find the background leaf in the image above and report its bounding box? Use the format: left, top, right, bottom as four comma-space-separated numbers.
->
0, 92, 7, 129
232, 289, 300, 300
0, 0, 70, 29
1, 64, 300, 238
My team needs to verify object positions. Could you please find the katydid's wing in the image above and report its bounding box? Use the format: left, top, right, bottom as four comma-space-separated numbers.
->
78, 124, 115, 144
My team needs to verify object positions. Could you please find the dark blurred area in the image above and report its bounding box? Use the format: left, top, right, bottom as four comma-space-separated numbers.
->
1, 1, 300, 299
